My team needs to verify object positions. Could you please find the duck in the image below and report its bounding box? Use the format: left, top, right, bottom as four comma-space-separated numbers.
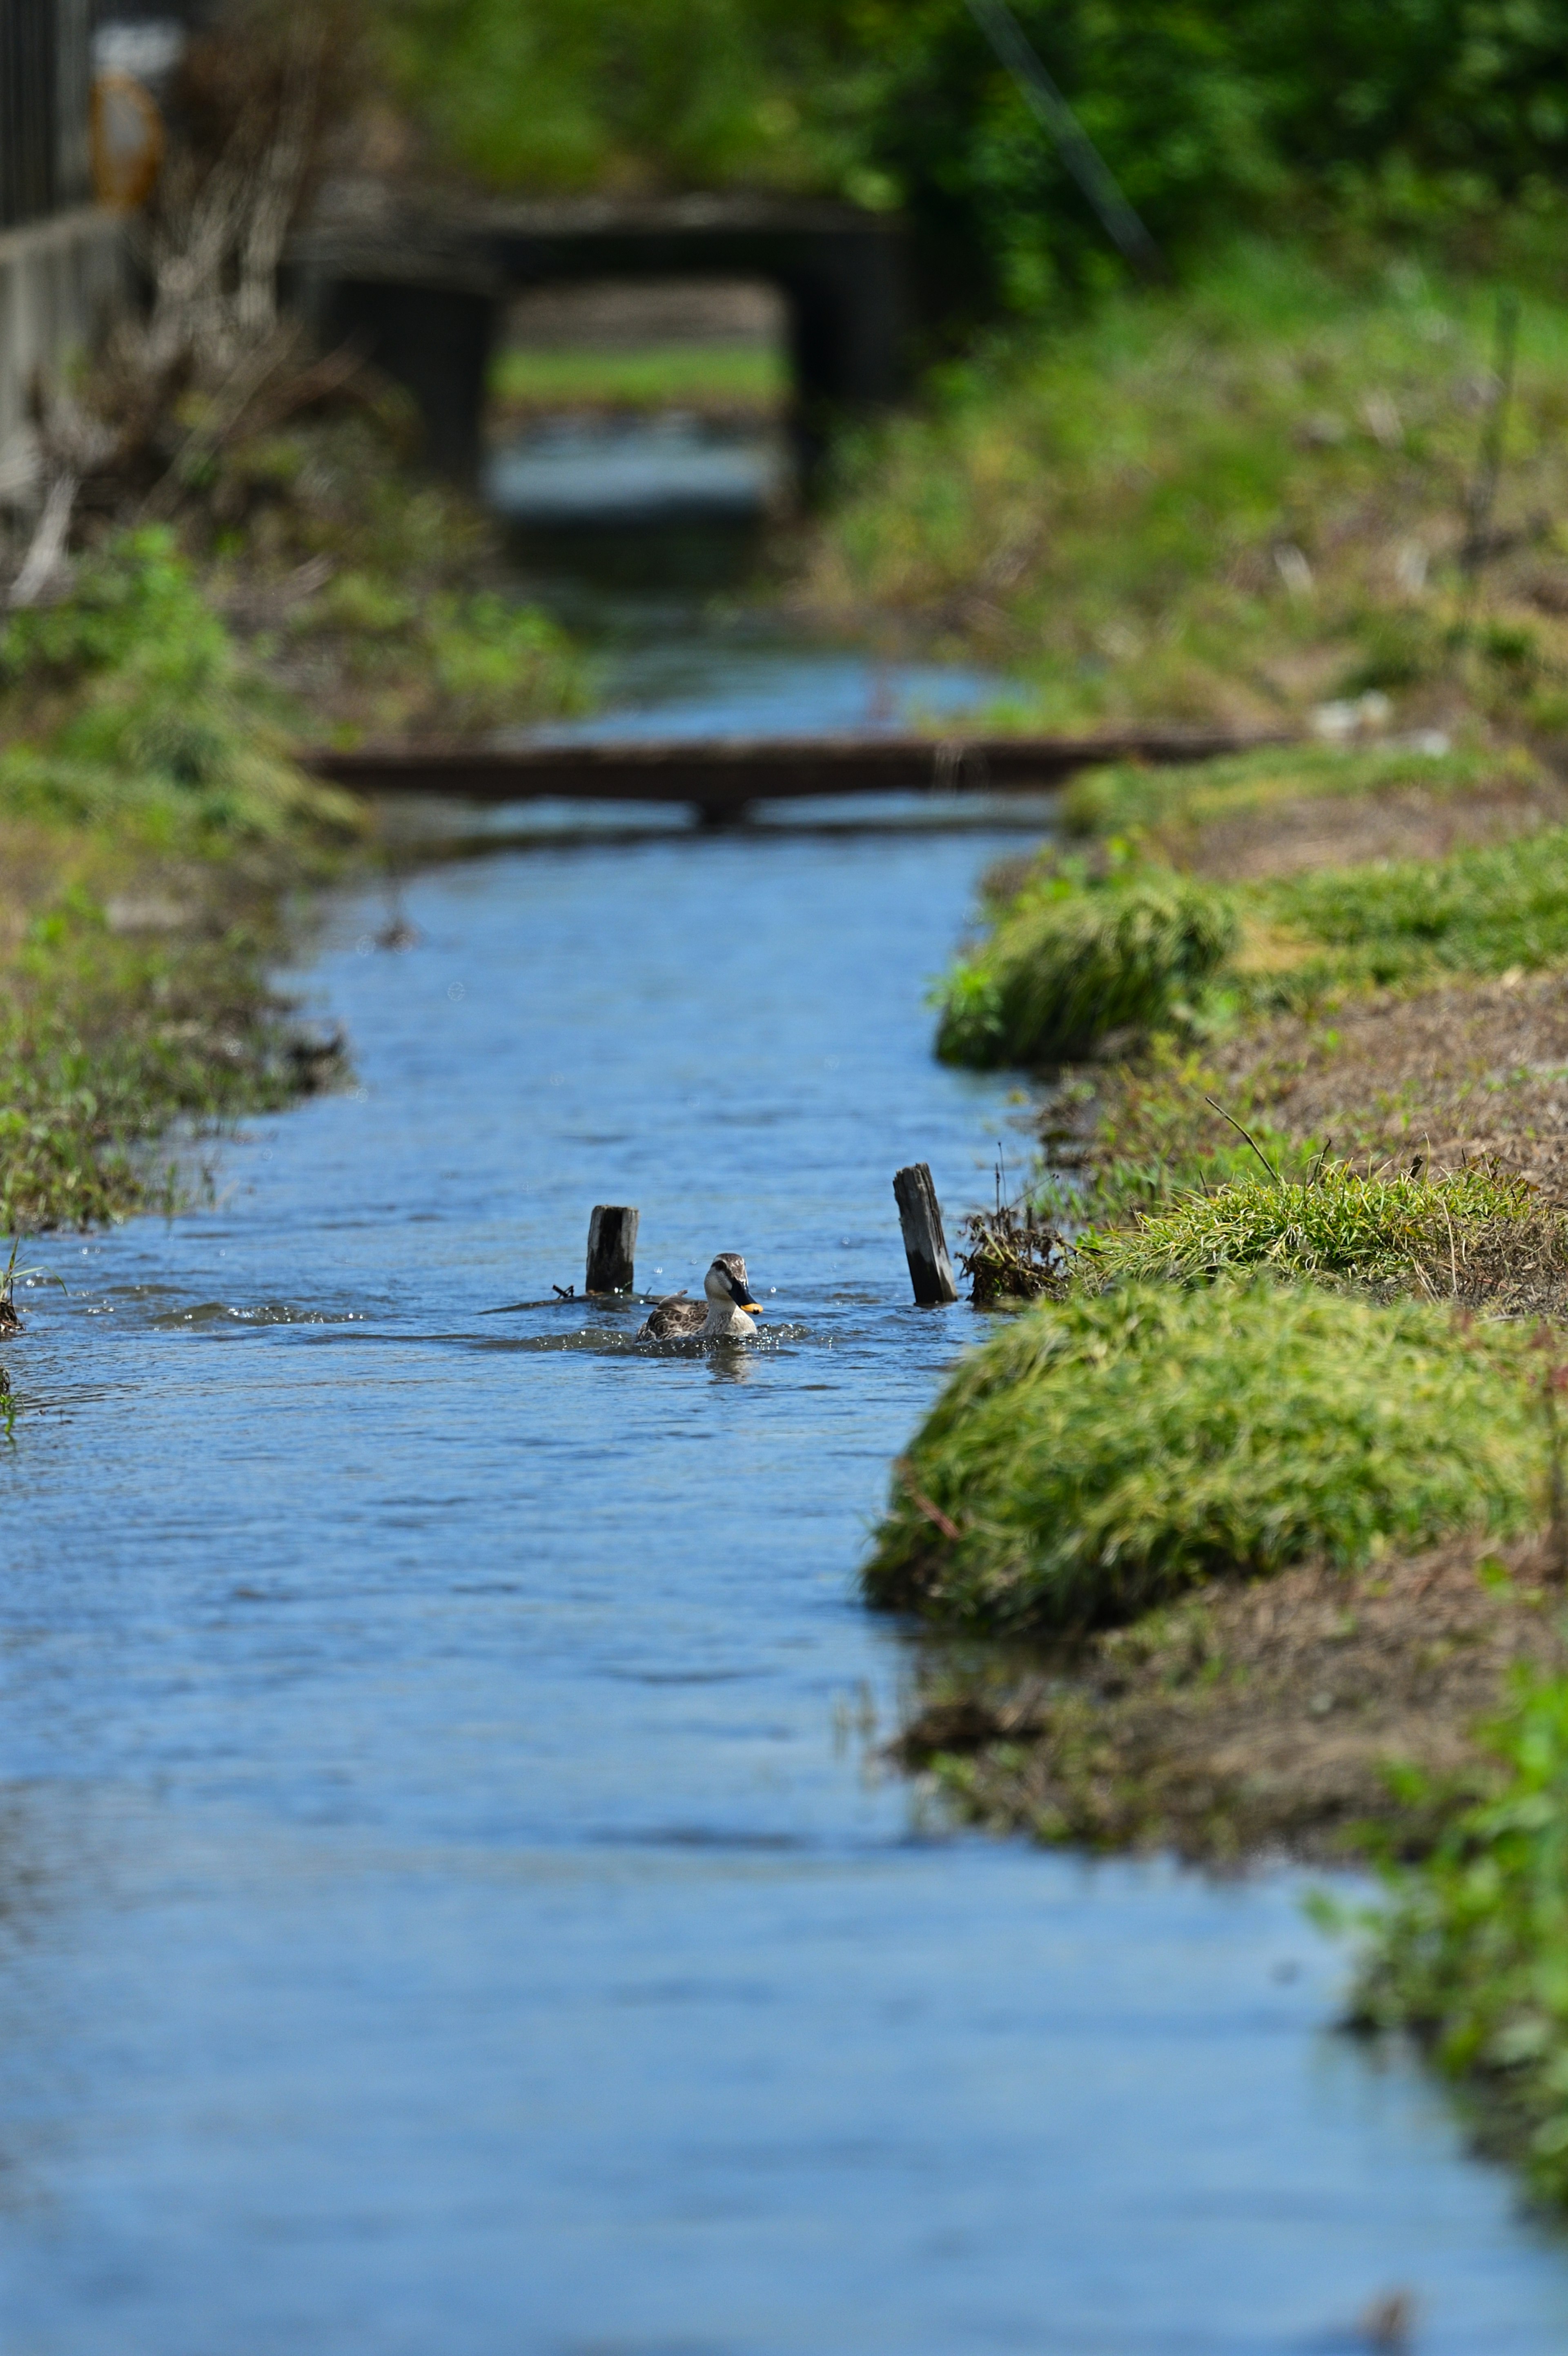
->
638, 1253, 763, 1341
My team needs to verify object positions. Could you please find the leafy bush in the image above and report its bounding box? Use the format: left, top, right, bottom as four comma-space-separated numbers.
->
386, 1, 1568, 320
1354, 1668, 1568, 2207
1080, 1163, 1538, 1287
864, 1283, 1541, 1631
935, 870, 1237, 1067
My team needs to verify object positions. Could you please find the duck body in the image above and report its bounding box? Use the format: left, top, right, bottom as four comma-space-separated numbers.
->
638, 1253, 762, 1341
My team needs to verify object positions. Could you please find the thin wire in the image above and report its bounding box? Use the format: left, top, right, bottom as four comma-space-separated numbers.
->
962, 0, 1167, 281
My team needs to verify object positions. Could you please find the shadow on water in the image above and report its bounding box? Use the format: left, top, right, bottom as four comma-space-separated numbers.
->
0, 423, 1567, 2353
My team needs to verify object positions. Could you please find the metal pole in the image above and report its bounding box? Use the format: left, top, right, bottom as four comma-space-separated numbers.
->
963, 0, 1167, 282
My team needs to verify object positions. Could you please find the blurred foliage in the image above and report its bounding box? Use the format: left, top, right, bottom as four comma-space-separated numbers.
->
802, 243, 1568, 730
0, 532, 359, 846
381, 0, 1568, 322
0, 534, 361, 1233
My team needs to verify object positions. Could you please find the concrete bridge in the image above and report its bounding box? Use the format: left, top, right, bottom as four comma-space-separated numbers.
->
287, 182, 909, 483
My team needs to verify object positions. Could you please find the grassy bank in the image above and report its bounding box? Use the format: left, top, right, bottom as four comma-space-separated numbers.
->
187, 416, 591, 745
489, 340, 788, 425
873, 687, 1568, 2199
802, 243, 1568, 745
0, 535, 361, 1248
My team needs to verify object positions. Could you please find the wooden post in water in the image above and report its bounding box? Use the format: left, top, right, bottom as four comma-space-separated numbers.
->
586, 1205, 639, 1294
893, 1164, 958, 1305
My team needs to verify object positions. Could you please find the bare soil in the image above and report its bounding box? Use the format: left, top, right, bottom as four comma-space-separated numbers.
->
893, 1533, 1568, 1864
1176, 772, 1568, 883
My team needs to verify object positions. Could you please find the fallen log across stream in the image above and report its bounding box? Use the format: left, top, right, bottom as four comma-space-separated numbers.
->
303, 727, 1292, 824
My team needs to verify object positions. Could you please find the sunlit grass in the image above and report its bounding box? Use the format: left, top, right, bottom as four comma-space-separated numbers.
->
805, 240, 1568, 736
490, 340, 788, 417
865, 1282, 1544, 1633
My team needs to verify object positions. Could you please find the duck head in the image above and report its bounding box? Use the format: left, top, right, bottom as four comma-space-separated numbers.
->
704, 1254, 762, 1315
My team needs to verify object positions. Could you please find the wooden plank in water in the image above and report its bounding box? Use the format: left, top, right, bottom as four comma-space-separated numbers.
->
894, 1162, 960, 1307
304, 728, 1290, 819
586, 1205, 639, 1295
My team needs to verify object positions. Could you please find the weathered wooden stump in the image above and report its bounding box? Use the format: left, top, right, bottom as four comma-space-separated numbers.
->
893, 1164, 958, 1305
586, 1205, 639, 1294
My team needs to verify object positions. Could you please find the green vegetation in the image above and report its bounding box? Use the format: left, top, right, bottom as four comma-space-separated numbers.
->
199, 419, 590, 742
806, 244, 1568, 731
1077, 1163, 1538, 1288
0, 532, 356, 842
1354, 1668, 1568, 2205
0, 877, 318, 1234
1058, 741, 1540, 845
937, 780, 1568, 1069
865, 1282, 1541, 1632
490, 341, 788, 419
1263, 826, 1568, 998
936, 866, 1237, 1066
0, 536, 359, 1233
385, 1, 1568, 322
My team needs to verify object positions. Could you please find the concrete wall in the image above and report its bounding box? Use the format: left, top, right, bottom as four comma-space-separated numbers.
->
0, 205, 126, 472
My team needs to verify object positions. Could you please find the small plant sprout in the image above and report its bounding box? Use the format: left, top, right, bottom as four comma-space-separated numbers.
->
0, 1235, 67, 1330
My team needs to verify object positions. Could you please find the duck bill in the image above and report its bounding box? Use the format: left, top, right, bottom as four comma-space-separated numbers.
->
731, 1287, 762, 1313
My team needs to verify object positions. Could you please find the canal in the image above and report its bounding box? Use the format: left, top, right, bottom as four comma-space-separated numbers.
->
2, 425, 1568, 2352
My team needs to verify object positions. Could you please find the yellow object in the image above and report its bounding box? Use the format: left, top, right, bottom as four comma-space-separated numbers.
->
90, 73, 165, 213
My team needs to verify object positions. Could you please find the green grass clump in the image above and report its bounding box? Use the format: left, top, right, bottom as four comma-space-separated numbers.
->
1079, 1164, 1535, 1287
1353, 1669, 1568, 2207
865, 1283, 1541, 1632
938, 797, 1568, 1067
0, 536, 358, 1231
1257, 825, 1568, 1003
1060, 742, 1539, 844
935, 871, 1237, 1067
0, 886, 307, 1232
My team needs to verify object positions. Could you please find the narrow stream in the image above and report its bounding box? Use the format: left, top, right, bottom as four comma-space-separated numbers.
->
4, 483, 1568, 2348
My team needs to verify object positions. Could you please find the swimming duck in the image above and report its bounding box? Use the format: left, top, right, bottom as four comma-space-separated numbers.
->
638, 1254, 762, 1341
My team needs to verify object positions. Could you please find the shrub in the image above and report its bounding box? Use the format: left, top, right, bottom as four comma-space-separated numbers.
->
1079, 1163, 1538, 1287
934, 871, 1237, 1067
864, 1282, 1541, 1632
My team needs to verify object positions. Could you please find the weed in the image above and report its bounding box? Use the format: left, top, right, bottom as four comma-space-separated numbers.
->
1058, 742, 1538, 847
803, 242, 1568, 740
1078, 1162, 1538, 1289
1352, 1666, 1568, 2205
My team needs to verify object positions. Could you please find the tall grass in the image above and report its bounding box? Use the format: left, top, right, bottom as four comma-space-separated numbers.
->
0, 537, 356, 1231
0, 532, 357, 847
1079, 1164, 1538, 1288
865, 1283, 1542, 1632
1058, 742, 1540, 844
937, 795, 1568, 1068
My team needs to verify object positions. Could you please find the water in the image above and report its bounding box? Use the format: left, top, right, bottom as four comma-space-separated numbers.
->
486, 416, 788, 526
4, 821, 1568, 2352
